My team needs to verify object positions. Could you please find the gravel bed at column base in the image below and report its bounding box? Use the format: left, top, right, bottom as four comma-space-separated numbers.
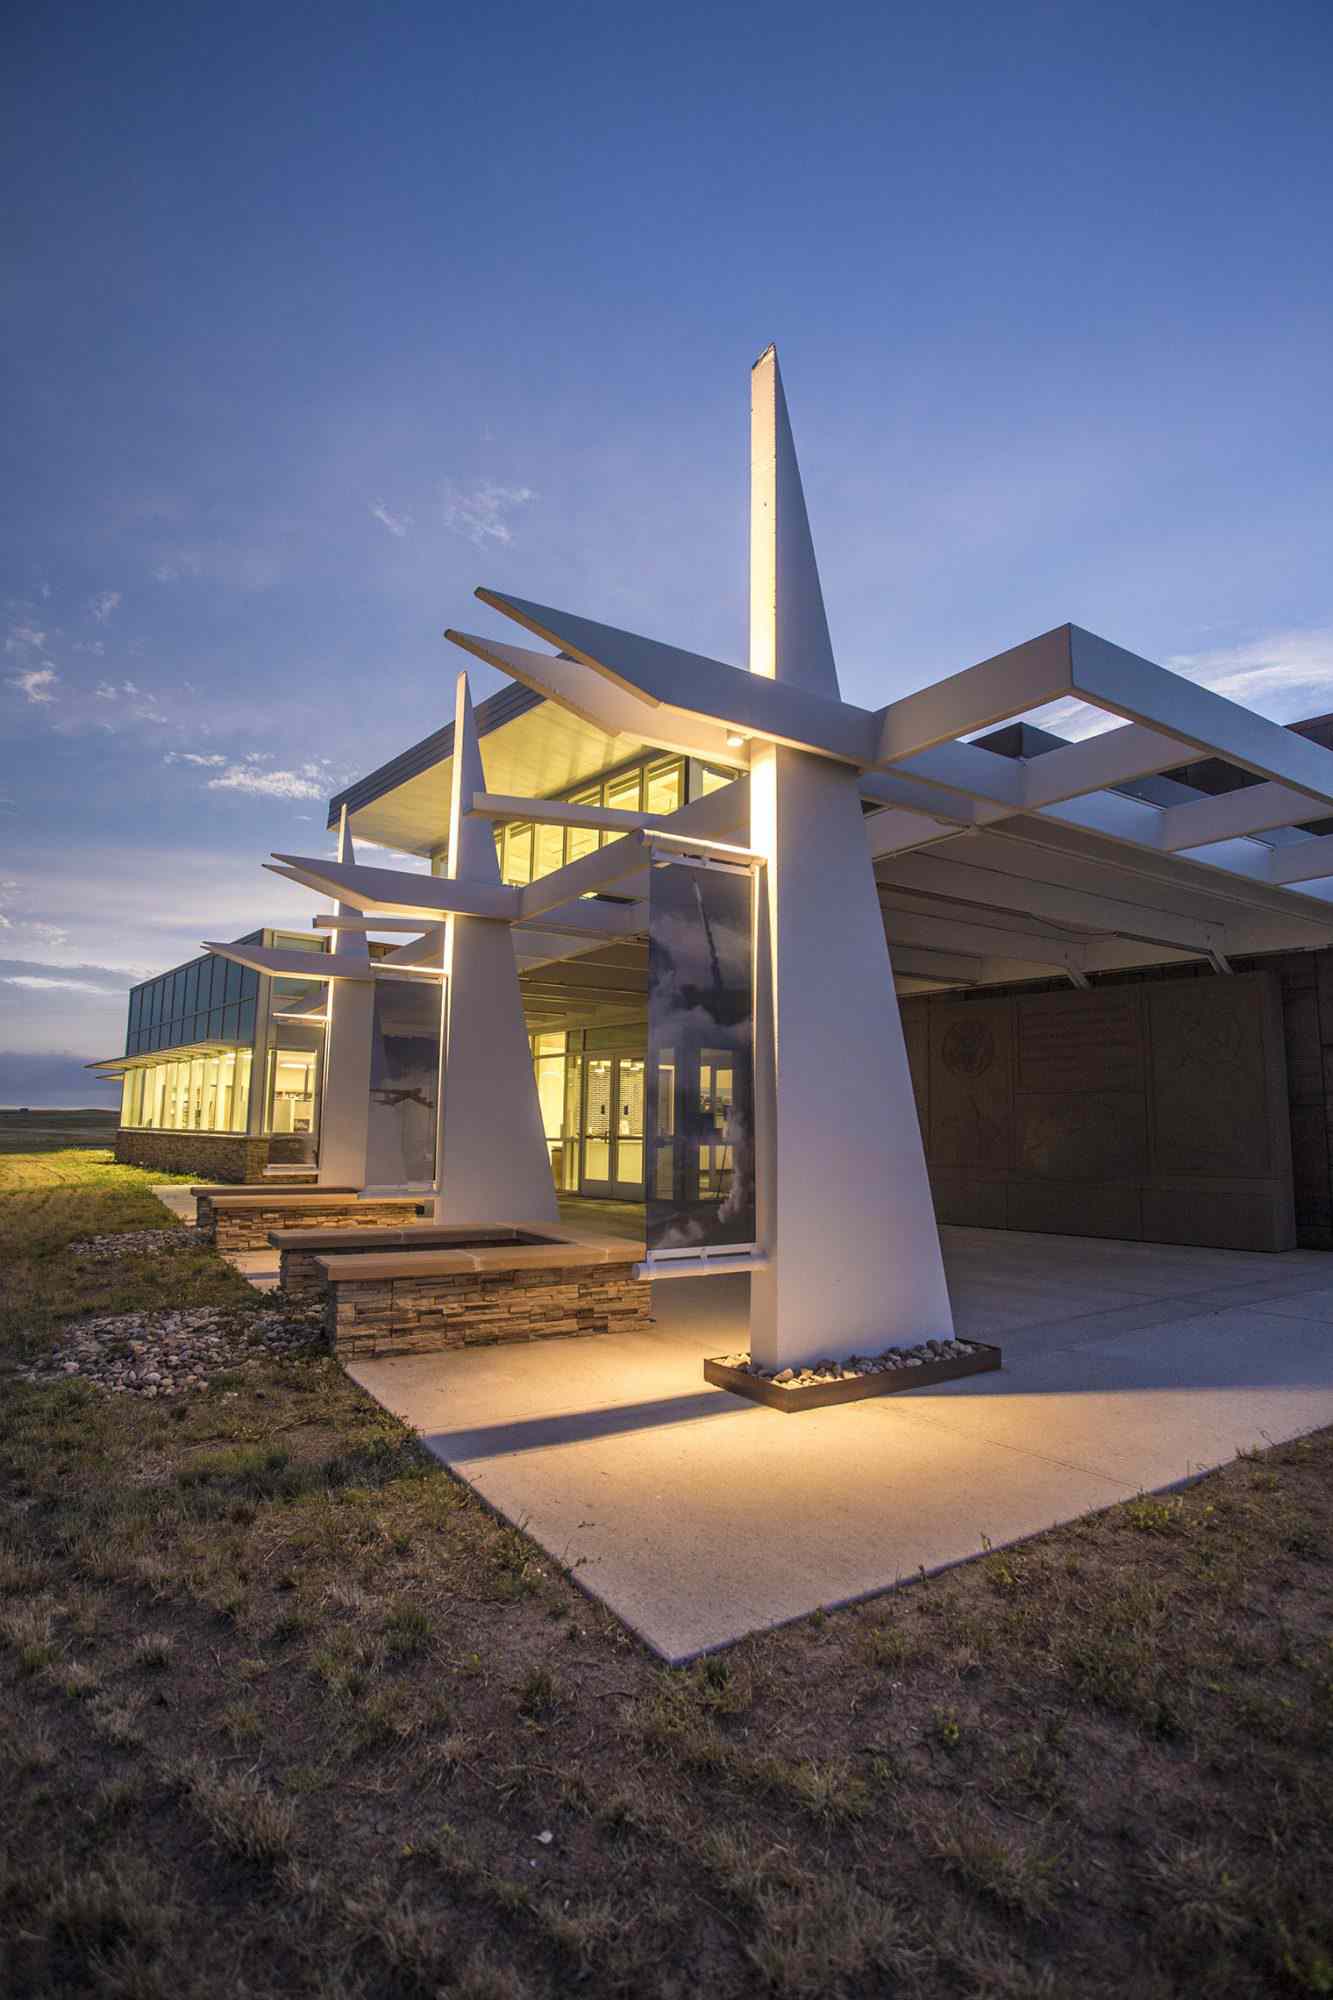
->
704, 1337, 1001, 1410
20, 1302, 326, 1398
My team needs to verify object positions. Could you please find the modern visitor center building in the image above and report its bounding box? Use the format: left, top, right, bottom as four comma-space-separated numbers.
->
98, 349, 1333, 1391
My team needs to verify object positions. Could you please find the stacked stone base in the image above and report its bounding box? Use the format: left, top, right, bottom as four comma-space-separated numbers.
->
329, 1261, 651, 1360
197, 1195, 425, 1254
116, 1129, 272, 1183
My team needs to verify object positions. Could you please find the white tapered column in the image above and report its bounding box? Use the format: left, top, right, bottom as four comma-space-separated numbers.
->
747, 347, 953, 1366
317, 807, 374, 1188
433, 674, 558, 1225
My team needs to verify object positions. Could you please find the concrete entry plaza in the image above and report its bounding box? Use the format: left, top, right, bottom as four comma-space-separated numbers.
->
349, 1224, 1333, 1661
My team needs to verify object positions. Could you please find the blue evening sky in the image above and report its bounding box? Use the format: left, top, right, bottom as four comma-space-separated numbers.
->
4, 0, 1331, 1101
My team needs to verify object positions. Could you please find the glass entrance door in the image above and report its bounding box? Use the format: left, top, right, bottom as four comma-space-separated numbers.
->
580, 1054, 646, 1200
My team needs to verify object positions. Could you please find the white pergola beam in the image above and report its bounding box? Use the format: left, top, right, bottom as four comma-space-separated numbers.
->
1266, 837, 1333, 887
874, 626, 1074, 762
1067, 627, 1333, 810
891, 739, 1026, 807
1021, 722, 1194, 807
1159, 780, 1320, 851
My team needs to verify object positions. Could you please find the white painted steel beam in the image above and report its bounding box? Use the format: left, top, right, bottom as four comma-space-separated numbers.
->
889, 944, 982, 985
471, 792, 662, 834
312, 914, 443, 934
267, 855, 520, 922
863, 807, 967, 863
446, 631, 737, 765
875, 850, 1227, 955
879, 898, 1092, 974
513, 896, 647, 941
891, 739, 1026, 806
474, 591, 881, 767
516, 831, 652, 918
873, 627, 1074, 762
1020, 722, 1194, 807
1159, 781, 1321, 851
202, 940, 372, 981
1267, 837, 1333, 887
1065, 627, 1333, 809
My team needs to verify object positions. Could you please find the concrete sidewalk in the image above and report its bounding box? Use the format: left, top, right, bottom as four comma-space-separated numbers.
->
350, 1228, 1333, 1660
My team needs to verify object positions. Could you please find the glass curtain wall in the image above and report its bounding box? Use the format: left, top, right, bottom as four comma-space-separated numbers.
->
495, 755, 707, 889
118, 1050, 253, 1132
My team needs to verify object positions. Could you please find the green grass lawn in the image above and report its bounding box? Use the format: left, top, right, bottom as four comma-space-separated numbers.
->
1, 1149, 1331, 1998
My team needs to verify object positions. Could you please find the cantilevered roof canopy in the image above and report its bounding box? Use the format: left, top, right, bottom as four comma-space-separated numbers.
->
326, 682, 641, 859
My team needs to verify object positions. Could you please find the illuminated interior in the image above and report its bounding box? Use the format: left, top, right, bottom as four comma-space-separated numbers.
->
119, 1048, 253, 1133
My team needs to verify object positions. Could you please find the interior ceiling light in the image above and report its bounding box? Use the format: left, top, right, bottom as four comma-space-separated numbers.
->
726, 731, 746, 747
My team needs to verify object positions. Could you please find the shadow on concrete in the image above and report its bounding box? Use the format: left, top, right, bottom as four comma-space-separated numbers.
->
421, 1387, 755, 1463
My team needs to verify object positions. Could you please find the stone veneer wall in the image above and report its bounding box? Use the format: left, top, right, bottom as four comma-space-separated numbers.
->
329, 1261, 651, 1359
116, 1129, 272, 1183
197, 1196, 424, 1254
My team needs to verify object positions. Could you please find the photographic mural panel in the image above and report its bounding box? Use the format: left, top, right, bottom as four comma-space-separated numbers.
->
365, 974, 443, 1187
645, 859, 755, 1253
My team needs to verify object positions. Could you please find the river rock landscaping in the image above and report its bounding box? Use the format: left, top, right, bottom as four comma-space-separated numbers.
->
19, 1301, 324, 1398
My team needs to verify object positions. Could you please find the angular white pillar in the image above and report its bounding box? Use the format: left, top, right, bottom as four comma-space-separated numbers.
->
317, 807, 374, 1188
433, 674, 558, 1225
746, 348, 953, 1366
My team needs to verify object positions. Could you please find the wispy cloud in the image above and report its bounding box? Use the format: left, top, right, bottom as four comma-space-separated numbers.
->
89, 590, 122, 623
163, 749, 227, 767
8, 666, 59, 704
206, 756, 335, 801
443, 480, 536, 549
5, 621, 48, 654
0, 955, 130, 994
3, 974, 115, 994
1167, 627, 1333, 721
370, 499, 412, 538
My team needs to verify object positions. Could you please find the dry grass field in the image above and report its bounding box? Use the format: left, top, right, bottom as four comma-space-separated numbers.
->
1, 1148, 1331, 1998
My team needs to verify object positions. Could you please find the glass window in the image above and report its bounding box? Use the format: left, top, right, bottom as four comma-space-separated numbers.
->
183, 963, 199, 1017
265, 1049, 318, 1138
645, 760, 683, 816
231, 1049, 252, 1131
238, 998, 257, 1043
698, 765, 737, 796
533, 822, 565, 879
566, 788, 601, 864
224, 957, 242, 1003
241, 966, 259, 1002
502, 823, 533, 886
606, 771, 642, 815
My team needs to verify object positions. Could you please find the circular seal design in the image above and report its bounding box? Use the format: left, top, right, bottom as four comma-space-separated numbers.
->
941, 1019, 996, 1078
